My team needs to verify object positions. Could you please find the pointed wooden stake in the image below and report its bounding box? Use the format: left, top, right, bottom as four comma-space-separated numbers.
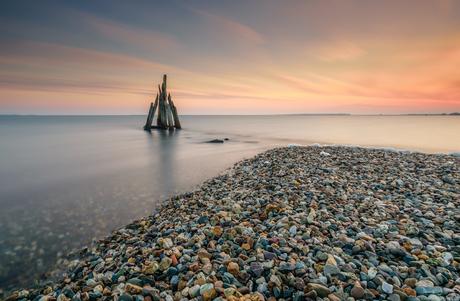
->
168, 93, 181, 129
144, 102, 154, 131
144, 94, 159, 130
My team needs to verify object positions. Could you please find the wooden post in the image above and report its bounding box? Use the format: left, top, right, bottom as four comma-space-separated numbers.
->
144, 94, 159, 130
168, 94, 181, 129
161, 80, 168, 129
157, 82, 168, 129
150, 94, 159, 126
156, 85, 161, 127
144, 102, 154, 131
166, 102, 174, 130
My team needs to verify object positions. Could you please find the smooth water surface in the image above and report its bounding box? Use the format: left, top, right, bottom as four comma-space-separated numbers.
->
0, 115, 459, 289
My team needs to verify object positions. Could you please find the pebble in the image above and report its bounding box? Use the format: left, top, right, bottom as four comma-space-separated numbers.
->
4, 146, 460, 301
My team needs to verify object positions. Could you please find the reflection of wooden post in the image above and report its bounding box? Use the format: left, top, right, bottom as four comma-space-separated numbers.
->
169, 94, 181, 129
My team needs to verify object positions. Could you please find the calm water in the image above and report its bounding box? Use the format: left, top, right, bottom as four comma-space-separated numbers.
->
0, 115, 459, 290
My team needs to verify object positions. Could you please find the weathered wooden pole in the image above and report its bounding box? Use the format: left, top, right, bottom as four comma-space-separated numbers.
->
144, 93, 159, 130
156, 85, 161, 127
166, 103, 174, 130
157, 84, 166, 129
161, 77, 168, 129
150, 94, 159, 126
168, 94, 181, 129
144, 102, 154, 131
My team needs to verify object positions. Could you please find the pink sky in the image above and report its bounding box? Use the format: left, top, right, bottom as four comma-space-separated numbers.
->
1, 0, 459, 115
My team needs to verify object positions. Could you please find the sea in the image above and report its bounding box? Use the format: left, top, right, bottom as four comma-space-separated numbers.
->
0, 115, 459, 291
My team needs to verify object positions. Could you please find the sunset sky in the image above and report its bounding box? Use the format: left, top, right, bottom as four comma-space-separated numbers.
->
1, 0, 460, 115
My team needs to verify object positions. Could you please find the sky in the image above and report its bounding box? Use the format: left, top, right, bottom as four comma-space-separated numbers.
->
1, 0, 460, 115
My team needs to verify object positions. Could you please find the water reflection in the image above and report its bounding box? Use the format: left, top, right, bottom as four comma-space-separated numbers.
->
147, 129, 180, 200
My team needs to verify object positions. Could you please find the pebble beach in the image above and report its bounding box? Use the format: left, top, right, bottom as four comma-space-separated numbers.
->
3, 145, 460, 301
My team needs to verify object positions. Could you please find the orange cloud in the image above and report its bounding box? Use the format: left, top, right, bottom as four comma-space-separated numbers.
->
307, 40, 366, 62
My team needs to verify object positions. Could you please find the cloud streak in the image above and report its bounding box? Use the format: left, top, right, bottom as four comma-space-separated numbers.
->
0, 42, 184, 73
191, 8, 265, 44
83, 15, 180, 51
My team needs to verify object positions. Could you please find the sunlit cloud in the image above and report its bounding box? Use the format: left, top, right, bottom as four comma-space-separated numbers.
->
307, 40, 366, 62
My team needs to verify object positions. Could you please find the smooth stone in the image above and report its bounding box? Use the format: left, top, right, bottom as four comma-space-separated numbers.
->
382, 282, 394, 294
351, 284, 365, 299
307, 283, 331, 298
323, 264, 340, 275
415, 287, 443, 296
118, 295, 134, 301
388, 294, 401, 301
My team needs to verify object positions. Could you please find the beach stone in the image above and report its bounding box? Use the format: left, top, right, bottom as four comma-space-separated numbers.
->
324, 264, 340, 275
279, 262, 295, 272
159, 257, 172, 271
263, 251, 277, 260
416, 280, 435, 287
201, 288, 217, 301
405, 278, 417, 288
306, 283, 331, 298
227, 262, 239, 277
351, 283, 365, 299
328, 295, 342, 301
213, 226, 222, 236
250, 265, 263, 277
388, 294, 401, 301
119, 295, 134, 301
189, 285, 200, 298
224, 288, 235, 297
415, 287, 443, 296
125, 283, 142, 294
382, 282, 394, 294
303, 290, 317, 299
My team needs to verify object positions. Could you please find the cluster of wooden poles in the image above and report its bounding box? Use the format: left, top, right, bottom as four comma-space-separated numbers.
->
144, 74, 181, 131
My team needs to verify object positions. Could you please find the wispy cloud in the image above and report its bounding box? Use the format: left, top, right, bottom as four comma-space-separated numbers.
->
306, 40, 366, 62
191, 8, 265, 44
0, 71, 154, 96
83, 14, 180, 51
0, 42, 183, 73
